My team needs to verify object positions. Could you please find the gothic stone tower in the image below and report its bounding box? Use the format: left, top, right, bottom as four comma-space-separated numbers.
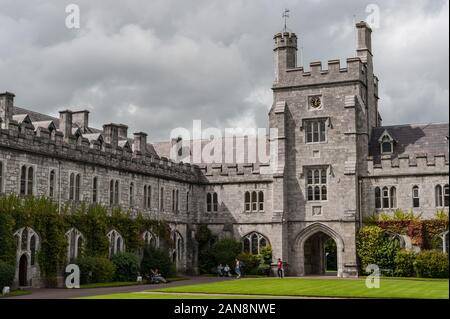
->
270, 22, 378, 277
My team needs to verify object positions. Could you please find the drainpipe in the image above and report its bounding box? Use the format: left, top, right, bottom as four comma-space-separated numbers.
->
358, 178, 363, 228
58, 161, 62, 214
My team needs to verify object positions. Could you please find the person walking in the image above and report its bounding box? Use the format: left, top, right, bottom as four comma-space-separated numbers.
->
235, 258, 242, 279
277, 258, 284, 278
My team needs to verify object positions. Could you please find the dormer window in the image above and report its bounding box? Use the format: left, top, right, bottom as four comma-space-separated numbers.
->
378, 130, 395, 154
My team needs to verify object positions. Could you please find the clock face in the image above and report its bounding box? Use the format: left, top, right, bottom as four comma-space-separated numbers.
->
310, 96, 322, 109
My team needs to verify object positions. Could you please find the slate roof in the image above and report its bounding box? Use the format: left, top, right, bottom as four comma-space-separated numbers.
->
370, 123, 449, 159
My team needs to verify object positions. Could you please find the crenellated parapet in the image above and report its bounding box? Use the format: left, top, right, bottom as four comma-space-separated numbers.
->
0, 121, 200, 183
197, 162, 274, 184
274, 58, 367, 89
366, 153, 449, 176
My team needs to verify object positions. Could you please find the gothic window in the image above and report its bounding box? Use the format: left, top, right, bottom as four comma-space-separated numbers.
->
27, 166, 34, 196
144, 185, 152, 209
244, 191, 265, 212
379, 131, 395, 154
160, 187, 165, 211
172, 189, 179, 212
114, 180, 119, 205
143, 230, 158, 248
107, 230, 125, 257
20, 165, 34, 196
206, 192, 218, 212
435, 184, 448, 207
375, 187, 381, 209
170, 231, 184, 266
92, 177, 98, 203
382, 187, 389, 208
109, 179, 120, 206
186, 191, 190, 212
242, 232, 269, 255
176, 189, 179, 212
412, 186, 420, 208
244, 191, 251, 212
305, 119, 327, 143
306, 168, 327, 201
129, 182, 134, 207
390, 187, 397, 208
49, 170, 56, 199
66, 228, 84, 262
14, 227, 40, 267
20, 166, 26, 195
69, 173, 81, 201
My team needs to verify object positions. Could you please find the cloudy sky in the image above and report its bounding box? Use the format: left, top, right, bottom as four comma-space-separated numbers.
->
0, 0, 448, 141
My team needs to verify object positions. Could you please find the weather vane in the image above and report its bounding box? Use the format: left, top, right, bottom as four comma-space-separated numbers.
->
282, 9, 290, 32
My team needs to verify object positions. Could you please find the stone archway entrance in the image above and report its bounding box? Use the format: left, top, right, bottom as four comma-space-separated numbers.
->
19, 254, 28, 286
295, 223, 344, 277
304, 232, 337, 275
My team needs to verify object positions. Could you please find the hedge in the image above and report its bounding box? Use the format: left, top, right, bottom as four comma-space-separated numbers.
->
76, 256, 116, 284
111, 252, 140, 282
0, 260, 15, 290
140, 246, 175, 278
394, 250, 416, 277
414, 250, 449, 278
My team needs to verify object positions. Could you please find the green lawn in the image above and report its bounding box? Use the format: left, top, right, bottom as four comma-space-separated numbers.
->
0, 290, 31, 298
81, 293, 266, 299
154, 277, 449, 299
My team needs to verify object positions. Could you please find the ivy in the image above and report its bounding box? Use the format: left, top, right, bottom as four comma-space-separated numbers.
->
0, 194, 171, 286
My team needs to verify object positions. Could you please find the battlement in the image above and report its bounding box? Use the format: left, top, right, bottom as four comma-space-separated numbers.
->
273, 32, 298, 49
197, 162, 274, 183
366, 153, 449, 176
274, 57, 367, 88
0, 121, 200, 183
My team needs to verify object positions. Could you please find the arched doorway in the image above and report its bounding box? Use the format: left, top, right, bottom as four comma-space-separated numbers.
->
19, 254, 28, 286
304, 232, 337, 275
295, 223, 344, 277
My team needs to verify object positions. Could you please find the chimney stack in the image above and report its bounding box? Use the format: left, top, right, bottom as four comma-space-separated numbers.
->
0, 92, 15, 129
133, 132, 147, 155
59, 110, 73, 140
118, 124, 128, 140
103, 123, 120, 148
356, 21, 372, 63
72, 110, 90, 132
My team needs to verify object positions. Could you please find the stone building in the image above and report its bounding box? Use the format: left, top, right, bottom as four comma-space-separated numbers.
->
0, 22, 448, 287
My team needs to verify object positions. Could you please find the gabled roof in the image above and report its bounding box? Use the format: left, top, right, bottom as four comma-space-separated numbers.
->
32, 120, 57, 131
370, 123, 449, 159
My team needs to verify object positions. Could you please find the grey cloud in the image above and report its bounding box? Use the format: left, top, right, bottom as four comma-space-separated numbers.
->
0, 0, 448, 141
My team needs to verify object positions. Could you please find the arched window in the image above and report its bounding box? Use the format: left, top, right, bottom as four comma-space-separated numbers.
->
14, 227, 40, 269
251, 191, 257, 211
170, 231, 184, 267
444, 184, 449, 207
114, 180, 119, 205
92, 177, 98, 203
242, 232, 269, 255
142, 231, 158, 248
20, 166, 27, 195
107, 230, 125, 257
49, 170, 56, 199
258, 191, 264, 211
435, 185, 443, 207
375, 187, 381, 209
109, 180, 114, 205
314, 186, 320, 201
390, 187, 397, 208
244, 192, 251, 212
307, 186, 313, 201
69, 173, 75, 200
206, 192, 218, 212
144, 185, 152, 209
382, 187, 389, 208
66, 228, 84, 262
75, 174, 81, 201
27, 166, 34, 195
412, 186, 420, 208
129, 182, 134, 207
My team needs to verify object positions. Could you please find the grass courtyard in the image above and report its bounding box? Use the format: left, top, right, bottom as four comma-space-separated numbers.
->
82, 277, 449, 299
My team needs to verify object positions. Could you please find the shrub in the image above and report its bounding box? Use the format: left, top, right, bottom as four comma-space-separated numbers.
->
140, 246, 175, 278
209, 239, 242, 267
259, 245, 273, 265
394, 250, 416, 277
237, 252, 260, 275
111, 253, 140, 282
0, 260, 15, 290
256, 264, 271, 276
356, 226, 385, 274
414, 250, 449, 278
76, 256, 115, 284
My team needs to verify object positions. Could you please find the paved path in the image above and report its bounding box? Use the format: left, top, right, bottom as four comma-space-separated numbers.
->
6, 276, 231, 299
